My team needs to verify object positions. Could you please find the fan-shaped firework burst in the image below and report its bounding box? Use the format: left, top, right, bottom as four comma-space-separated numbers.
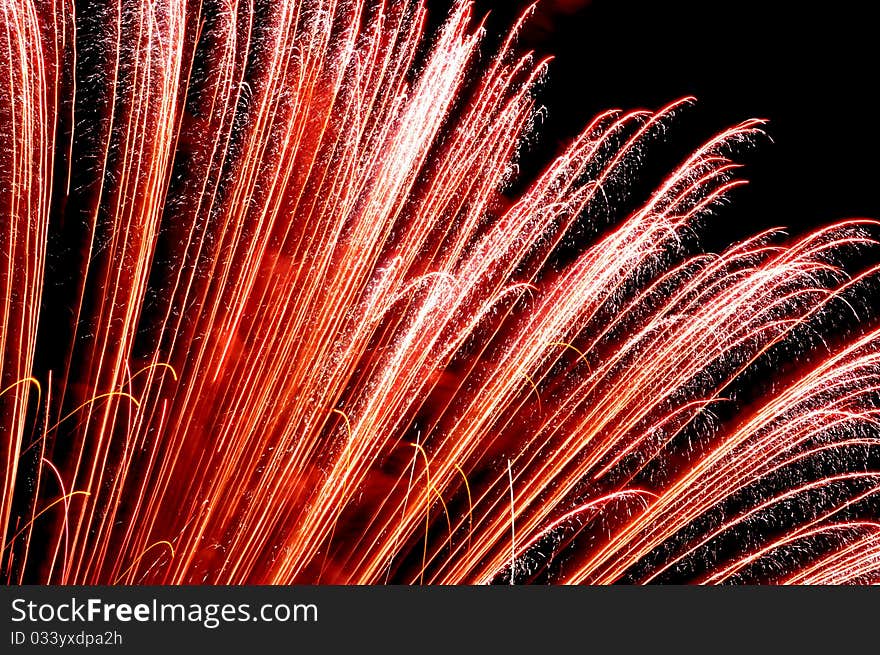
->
2, 0, 879, 585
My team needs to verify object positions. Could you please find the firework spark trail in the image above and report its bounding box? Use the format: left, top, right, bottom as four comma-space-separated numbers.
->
430, 226, 880, 585
567, 326, 880, 584
48, 0, 187, 584
1, 0, 879, 585
783, 525, 880, 584
0, 0, 60, 553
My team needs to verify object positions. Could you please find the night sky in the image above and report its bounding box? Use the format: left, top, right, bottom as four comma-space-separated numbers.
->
434, 0, 879, 250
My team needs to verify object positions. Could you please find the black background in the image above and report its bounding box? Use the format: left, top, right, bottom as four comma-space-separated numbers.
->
431, 0, 878, 250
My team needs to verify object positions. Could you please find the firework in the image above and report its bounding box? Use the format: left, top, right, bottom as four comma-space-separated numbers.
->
1, 0, 878, 585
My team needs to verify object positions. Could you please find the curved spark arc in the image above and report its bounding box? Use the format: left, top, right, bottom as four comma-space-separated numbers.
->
0, 0, 878, 585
